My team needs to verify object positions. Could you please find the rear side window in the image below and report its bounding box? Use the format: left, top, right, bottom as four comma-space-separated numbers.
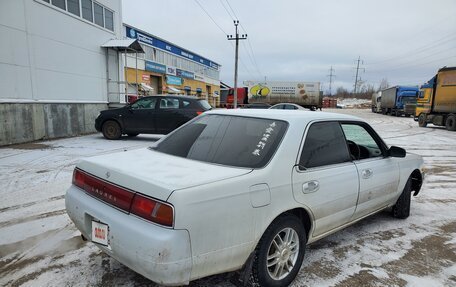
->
154, 115, 287, 168
160, 98, 179, 109
299, 122, 350, 169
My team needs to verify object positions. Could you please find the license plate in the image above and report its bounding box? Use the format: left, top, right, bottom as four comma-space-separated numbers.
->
92, 221, 109, 246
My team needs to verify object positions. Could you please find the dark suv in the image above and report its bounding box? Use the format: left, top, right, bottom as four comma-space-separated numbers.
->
95, 95, 212, 140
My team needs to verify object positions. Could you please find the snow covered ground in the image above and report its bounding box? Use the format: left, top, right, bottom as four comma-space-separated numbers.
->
0, 110, 455, 287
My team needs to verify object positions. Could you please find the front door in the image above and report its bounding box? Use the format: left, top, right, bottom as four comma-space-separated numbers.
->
340, 123, 400, 220
123, 97, 157, 133
292, 121, 359, 237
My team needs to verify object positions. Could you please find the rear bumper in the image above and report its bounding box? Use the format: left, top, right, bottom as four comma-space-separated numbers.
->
65, 186, 192, 286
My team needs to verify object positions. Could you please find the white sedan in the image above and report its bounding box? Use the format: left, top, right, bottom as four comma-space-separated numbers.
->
65, 109, 424, 286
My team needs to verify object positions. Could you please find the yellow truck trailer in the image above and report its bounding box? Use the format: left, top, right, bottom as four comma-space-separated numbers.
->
416, 67, 456, 130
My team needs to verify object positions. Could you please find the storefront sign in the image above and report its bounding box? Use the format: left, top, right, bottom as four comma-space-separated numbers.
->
126, 26, 220, 70
176, 69, 194, 79
194, 74, 205, 82
166, 66, 177, 76
167, 75, 182, 86
145, 61, 166, 74
142, 74, 150, 82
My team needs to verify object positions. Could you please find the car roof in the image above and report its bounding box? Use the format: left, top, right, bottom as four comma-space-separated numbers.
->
143, 94, 203, 101
205, 109, 364, 124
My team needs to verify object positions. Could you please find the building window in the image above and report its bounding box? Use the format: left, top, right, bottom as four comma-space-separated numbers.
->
67, 0, 80, 16
42, 0, 114, 32
93, 2, 104, 27
104, 8, 114, 31
51, 0, 66, 10
81, 0, 93, 21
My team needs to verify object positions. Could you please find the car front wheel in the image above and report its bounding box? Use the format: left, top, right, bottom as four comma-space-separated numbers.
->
102, 120, 121, 140
251, 215, 306, 287
392, 177, 412, 219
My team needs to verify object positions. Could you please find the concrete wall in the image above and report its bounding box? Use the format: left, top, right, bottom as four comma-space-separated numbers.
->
0, 0, 123, 145
0, 103, 107, 146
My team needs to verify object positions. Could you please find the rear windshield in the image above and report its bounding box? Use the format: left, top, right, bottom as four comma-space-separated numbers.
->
198, 100, 212, 110
152, 114, 287, 168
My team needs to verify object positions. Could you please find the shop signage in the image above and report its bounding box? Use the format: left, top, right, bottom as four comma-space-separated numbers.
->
166, 66, 177, 76
126, 26, 220, 70
145, 61, 166, 74
167, 75, 183, 86
176, 69, 194, 79
142, 74, 150, 82
194, 74, 205, 82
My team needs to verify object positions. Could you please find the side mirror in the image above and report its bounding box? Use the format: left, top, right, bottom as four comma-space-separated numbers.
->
388, 146, 406, 158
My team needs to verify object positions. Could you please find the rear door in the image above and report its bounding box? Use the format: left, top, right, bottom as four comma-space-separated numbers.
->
155, 97, 186, 134
340, 122, 400, 219
292, 121, 359, 237
123, 97, 157, 133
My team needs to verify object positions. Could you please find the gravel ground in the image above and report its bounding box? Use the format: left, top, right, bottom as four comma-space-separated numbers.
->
0, 109, 455, 287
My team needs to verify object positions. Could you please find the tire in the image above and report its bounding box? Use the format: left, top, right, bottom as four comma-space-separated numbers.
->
445, 114, 456, 131
127, 133, 139, 137
418, 113, 427, 127
102, 120, 121, 140
392, 177, 412, 219
251, 215, 306, 287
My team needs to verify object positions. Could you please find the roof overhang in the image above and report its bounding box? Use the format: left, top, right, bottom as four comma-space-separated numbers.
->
140, 83, 154, 91
102, 38, 144, 53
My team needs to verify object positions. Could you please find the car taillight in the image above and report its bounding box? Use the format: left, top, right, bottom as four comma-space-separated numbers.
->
72, 168, 134, 211
130, 193, 174, 227
196, 111, 204, 115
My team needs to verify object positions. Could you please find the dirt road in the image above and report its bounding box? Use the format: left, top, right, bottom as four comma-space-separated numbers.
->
1, 109, 455, 286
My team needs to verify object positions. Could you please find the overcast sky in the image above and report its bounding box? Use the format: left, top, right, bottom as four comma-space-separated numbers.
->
123, 0, 456, 93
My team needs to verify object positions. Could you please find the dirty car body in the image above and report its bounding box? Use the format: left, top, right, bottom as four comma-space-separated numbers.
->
65, 109, 424, 286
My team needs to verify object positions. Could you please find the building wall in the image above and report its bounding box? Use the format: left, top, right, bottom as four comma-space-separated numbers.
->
125, 67, 220, 106
0, 0, 123, 145
120, 24, 221, 106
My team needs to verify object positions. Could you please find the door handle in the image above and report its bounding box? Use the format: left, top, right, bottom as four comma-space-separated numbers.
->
362, 169, 373, 179
302, 180, 319, 194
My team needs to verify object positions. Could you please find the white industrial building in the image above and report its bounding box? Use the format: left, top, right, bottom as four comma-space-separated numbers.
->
0, 0, 131, 145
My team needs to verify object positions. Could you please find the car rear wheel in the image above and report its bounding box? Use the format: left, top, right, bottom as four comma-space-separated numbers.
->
445, 114, 456, 131
392, 177, 412, 219
102, 120, 121, 140
418, 113, 427, 127
251, 215, 306, 287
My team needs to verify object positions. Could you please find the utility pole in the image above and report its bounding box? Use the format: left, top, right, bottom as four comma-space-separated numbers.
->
353, 56, 365, 94
327, 66, 336, 96
228, 20, 247, 108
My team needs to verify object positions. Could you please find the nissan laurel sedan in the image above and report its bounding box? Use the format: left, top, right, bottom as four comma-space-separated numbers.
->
95, 95, 212, 140
65, 109, 424, 286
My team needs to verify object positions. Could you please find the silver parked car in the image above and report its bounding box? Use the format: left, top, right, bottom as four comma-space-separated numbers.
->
65, 109, 424, 286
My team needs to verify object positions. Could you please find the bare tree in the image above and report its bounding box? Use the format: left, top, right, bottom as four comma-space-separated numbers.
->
378, 78, 390, 91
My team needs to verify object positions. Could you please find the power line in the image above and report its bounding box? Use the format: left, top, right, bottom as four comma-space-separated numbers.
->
367, 32, 456, 66
219, 0, 235, 20
193, 0, 228, 35
192, 0, 256, 81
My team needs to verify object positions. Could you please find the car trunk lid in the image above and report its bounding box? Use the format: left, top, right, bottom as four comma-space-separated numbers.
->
76, 148, 252, 202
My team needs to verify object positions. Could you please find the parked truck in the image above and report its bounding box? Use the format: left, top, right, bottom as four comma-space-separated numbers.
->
415, 67, 456, 131
371, 91, 382, 113
380, 86, 418, 116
